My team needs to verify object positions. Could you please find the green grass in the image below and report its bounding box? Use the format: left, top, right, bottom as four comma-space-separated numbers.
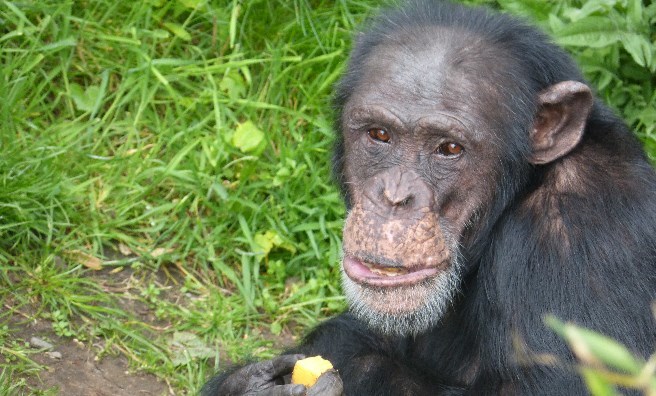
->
1, 0, 377, 393
0, 0, 654, 394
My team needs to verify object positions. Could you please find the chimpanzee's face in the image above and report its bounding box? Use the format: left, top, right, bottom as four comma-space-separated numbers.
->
339, 36, 507, 336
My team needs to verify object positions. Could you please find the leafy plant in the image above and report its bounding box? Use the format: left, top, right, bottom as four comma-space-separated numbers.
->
546, 315, 656, 396
486, 0, 656, 160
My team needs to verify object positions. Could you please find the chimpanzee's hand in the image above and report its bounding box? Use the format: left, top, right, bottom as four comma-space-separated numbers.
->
217, 354, 306, 396
306, 370, 343, 396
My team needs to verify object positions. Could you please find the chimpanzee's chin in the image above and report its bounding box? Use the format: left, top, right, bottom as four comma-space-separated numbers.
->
340, 264, 461, 336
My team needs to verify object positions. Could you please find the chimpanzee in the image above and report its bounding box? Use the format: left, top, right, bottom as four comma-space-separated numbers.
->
203, 0, 656, 394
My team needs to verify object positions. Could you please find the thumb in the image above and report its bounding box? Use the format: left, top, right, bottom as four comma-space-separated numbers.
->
306, 370, 343, 396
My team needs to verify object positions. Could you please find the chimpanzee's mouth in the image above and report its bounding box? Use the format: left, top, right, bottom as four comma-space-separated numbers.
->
343, 255, 441, 287
365, 262, 409, 277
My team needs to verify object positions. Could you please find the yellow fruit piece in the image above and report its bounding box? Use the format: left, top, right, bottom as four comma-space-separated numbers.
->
291, 356, 333, 387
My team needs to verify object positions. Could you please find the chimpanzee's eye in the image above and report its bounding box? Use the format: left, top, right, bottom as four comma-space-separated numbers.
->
436, 142, 464, 157
367, 128, 391, 143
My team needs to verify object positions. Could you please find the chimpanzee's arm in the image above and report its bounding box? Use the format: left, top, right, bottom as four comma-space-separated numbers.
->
287, 314, 465, 395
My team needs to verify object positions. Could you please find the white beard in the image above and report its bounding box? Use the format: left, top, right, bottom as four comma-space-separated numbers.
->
341, 256, 462, 336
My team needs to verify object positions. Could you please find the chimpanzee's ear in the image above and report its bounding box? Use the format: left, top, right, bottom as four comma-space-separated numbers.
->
529, 81, 593, 164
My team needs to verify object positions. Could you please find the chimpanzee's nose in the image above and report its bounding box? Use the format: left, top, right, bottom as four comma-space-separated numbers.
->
377, 168, 432, 211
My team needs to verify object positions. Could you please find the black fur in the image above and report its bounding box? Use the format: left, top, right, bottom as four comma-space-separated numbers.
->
205, 1, 656, 394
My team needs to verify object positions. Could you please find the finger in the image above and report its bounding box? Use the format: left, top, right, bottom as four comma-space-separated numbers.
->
269, 354, 306, 377
257, 384, 306, 396
244, 354, 305, 383
306, 370, 344, 396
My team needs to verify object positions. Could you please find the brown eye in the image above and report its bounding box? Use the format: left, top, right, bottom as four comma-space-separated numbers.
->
367, 128, 390, 143
436, 142, 464, 157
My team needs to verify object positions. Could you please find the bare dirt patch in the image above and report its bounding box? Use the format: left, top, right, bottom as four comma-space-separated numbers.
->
3, 258, 302, 395
19, 318, 169, 396
4, 263, 174, 396
2, 261, 179, 395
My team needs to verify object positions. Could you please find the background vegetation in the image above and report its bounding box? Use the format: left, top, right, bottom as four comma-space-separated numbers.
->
1, 0, 654, 394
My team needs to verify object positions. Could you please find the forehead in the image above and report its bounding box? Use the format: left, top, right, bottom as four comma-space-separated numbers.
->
346, 28, 507, 128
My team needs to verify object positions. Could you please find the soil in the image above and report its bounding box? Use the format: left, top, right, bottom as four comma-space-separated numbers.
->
3, 256, 299, 395
4, 262, 174, 395
19, 319, 170, 396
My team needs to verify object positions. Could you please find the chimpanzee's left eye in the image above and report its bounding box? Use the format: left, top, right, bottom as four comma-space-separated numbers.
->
367, 128, 391, 143
436, 142, 463, 157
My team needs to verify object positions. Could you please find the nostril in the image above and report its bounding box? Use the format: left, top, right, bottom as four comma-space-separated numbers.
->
399, 196, 412, 207
382, 188, 414, 207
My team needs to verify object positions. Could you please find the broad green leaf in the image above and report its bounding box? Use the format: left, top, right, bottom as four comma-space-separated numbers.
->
556, 34, 619, 49
273, 159, 301, 186
270, 321, 282, 336
163, 22, 191, 41
273, 167, 291, 187
553, 17, 624, 48
69, 84, 86, 109
151, 29, 170, 39
69, 83, 101, 112
266, 260, 286, 283
626, 0, 644, 27
232, 120, 264, 153
621, 34, 653, 69
177, 0, 204, 9
253, 230, 296, 260
168, 331, 214, 366
548, 14, 565, 33
580, 368, 617, 396
496, 0, 551, 21
563, 0, 617, 22
84, 86, 101, 109
254, 230, 279, 256
545, 316, 643, 374
219, 70, 246, 100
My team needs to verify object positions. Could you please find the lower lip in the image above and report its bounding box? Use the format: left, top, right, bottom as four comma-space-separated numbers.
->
343, 256, 441, 287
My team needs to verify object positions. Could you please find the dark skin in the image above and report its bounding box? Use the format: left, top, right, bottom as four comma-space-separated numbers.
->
205, 1, 656, 394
